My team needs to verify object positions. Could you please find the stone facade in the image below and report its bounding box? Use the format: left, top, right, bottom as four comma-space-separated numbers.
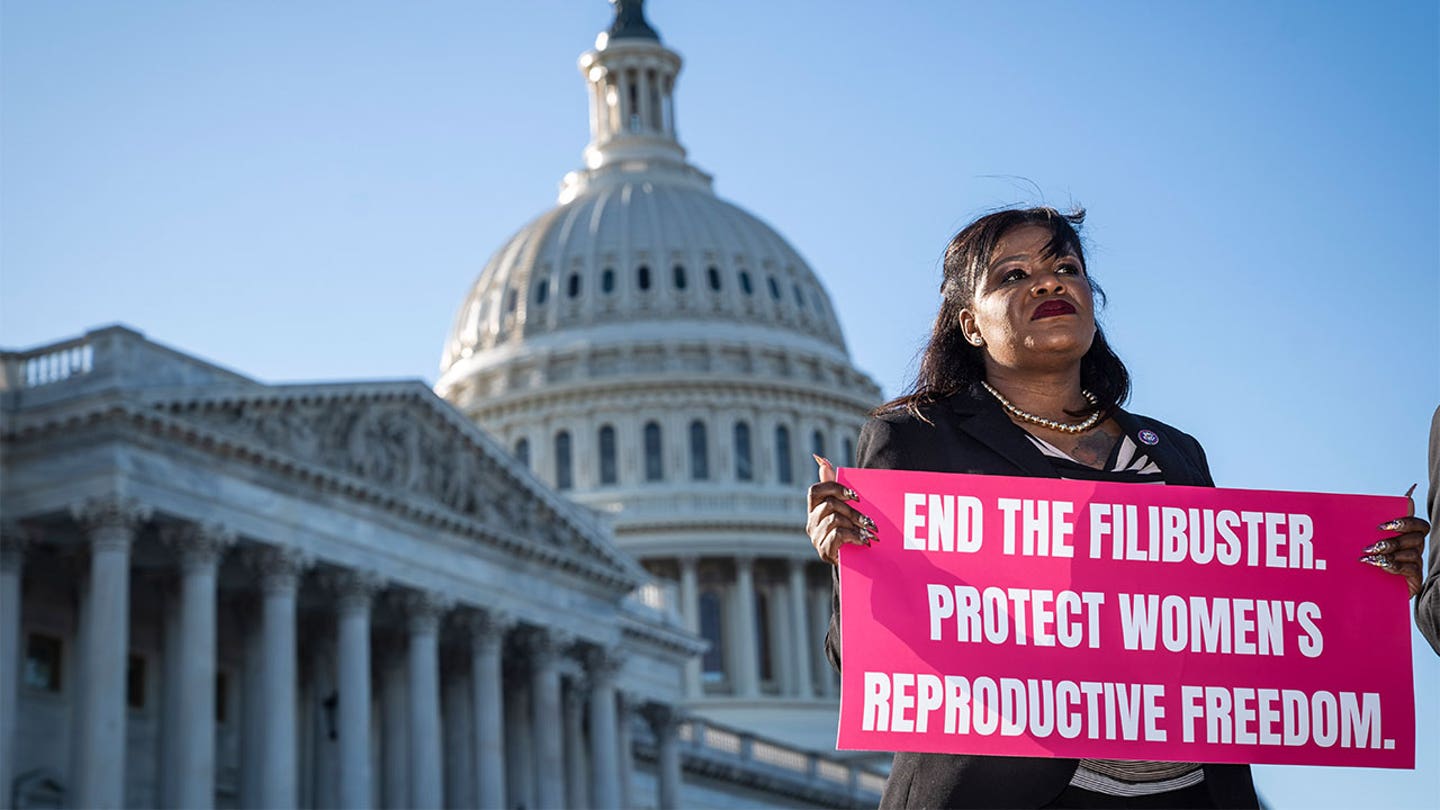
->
0, 325, 885, 808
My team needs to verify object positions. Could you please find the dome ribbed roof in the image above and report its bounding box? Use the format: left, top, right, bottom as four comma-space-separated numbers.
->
440, 178, 849, 374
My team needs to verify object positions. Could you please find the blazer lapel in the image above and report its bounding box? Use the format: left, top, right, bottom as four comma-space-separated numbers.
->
943, 390, 1059, 479
1110, 410, 1206, 486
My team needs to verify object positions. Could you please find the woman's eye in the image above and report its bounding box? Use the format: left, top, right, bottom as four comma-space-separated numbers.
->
1000, 268, 1026, 283
1057, 263, 1081, 275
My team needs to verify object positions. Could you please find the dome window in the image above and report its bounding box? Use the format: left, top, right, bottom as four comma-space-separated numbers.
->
733, 422, 753, 481
504, 288, 518, 313
793, 283, 805, 308
842, 437, 855, 467
644, 421, 664, 481
638, 265, 652, 291
673, 264, 687, 289
602, 267, 616, 294
739, 271, 753, 296
699, 589, 726, 682
567, 273, 582, 298
598, 425, 618, 485
775, 424, 793, 484
811, 430, 826, 462
767, 276, 781, 301
707, 266, 722, 291
689, 420, 709, 480
554, 431, 573, 490
535, 280, 549, 305
513, 437, 530, 468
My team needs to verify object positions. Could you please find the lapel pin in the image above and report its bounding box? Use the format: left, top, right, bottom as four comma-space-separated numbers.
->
1138, 429, 1160, 446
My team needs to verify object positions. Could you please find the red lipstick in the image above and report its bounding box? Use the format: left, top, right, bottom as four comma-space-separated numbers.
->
1031, 299, 1077, 320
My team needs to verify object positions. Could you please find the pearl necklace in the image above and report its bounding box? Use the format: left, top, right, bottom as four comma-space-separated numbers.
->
981, 381, 1104, 434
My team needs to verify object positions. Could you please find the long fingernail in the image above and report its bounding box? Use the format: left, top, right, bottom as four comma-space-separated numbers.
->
1378, 519, 1403, 532
860, 515, 877, 532
1404, 483, 1417, 498
1360, 555, 1390, 568
1363, 541, 1390, 554
843, 487, 859, 501
813, 454, 834, 468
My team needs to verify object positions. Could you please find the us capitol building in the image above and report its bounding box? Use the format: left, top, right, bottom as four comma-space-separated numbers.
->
0, 1, 883, 808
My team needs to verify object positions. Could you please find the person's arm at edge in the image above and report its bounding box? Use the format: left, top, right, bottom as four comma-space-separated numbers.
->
1416, 406, 1440, 655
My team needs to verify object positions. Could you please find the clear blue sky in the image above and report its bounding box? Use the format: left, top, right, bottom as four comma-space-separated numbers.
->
3, 2, 1436, 806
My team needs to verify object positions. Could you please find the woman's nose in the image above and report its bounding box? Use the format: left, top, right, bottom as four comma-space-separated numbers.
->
1030, 269, 1067, 295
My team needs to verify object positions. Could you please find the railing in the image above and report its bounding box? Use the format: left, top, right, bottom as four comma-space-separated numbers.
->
670, 715, 887, 802
626, 579, 682, 625
4, 338, 94, 389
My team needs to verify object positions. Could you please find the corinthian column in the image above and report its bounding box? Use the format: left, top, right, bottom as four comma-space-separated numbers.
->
0, 524, 31, 806
322, 569, 383, 810
732, 555, 759, 697
786, 558, 814, 699
676, 556, 701, 697
71, 495, 150, 809
245, 545, 310, 809
525, 627, 569, 810
402, 590, 450, 810
585, 647, 623, 810
642, 703, 682, 810
463, 609, 512, 809
161, 523, 235, 810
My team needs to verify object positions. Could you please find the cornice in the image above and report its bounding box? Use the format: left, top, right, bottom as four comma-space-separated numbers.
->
1, 391, 646, 593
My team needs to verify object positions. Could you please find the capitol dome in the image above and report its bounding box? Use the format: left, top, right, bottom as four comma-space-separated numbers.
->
437, 0, 881, 755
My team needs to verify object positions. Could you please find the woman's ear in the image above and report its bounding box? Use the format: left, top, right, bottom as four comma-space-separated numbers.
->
958, 309, 984, 347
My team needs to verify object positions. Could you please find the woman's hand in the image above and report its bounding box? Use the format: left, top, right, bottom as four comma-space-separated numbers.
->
1360, 484, 1431, 597
806, 454, 877, 564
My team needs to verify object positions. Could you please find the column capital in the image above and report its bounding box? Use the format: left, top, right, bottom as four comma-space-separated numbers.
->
640, 702, 682, 736
320, 569, 385, 613
459, 607, 515, 645
521, 626, 574, 667
397, 589, 452, 634
675, 553, 699, 569
70, 495, 151, 549
243, 545, 312, 594
161, 522, 236, 572
583, 645, 624, 688
733, 553, 756, 570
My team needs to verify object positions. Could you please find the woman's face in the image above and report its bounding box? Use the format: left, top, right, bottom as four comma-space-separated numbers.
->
959, 224, 1096, 374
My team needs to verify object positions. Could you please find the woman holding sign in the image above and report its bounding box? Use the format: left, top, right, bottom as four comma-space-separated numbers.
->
806, 207, 1428, 809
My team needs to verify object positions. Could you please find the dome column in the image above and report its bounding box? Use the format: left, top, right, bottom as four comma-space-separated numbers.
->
677, 555, 701, 697
787, 559, 814, 699
731, 555, 759, 697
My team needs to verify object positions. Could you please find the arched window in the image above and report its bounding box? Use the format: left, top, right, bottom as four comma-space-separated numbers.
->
739, 271, 753, 296
504, 288, 518, 313
793, 283, 804, 308
731, 423, 754, 478
775, 425, 793, 484
644, 421, 663, 481
689, 420, 708, 480
842, 437, 855, 468
598, 425, 618, 485
534, 279, 549, 305
699, 589, 726, 682
567, 272, 581, 298
707, 266, 722, 291
514, 437, 530, 468
767, 276, 781, 300
554, 431, 572, 490
673, 264, 687, 289
602, 268, 616, 294
637, 265, 652, 291
811, 430, 826, 464
733, 422, 753, 481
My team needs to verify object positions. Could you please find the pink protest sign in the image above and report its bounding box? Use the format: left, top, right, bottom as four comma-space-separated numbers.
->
834, 468, 1415, 768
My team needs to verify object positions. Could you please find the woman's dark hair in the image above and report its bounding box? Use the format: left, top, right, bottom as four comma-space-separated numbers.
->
880, 206, 1131, 418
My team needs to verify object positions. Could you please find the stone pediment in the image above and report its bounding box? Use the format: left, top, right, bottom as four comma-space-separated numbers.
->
146, 381, 645, 591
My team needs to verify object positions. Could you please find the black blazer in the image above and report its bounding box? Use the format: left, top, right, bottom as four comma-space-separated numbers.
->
826, 389, 1260, 809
